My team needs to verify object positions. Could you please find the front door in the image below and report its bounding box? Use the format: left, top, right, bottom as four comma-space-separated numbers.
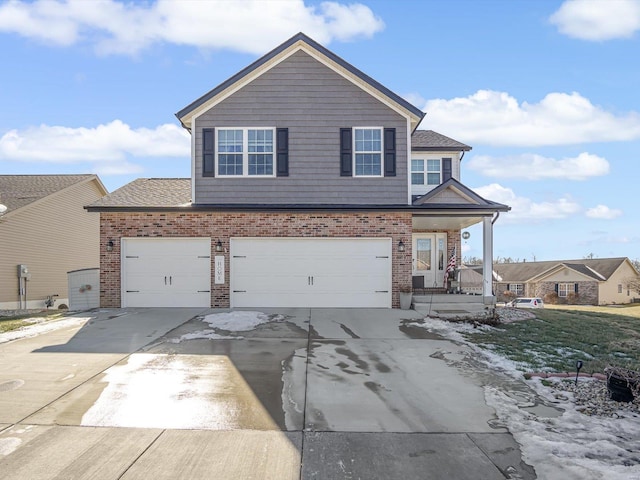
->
412, 233, 447, 288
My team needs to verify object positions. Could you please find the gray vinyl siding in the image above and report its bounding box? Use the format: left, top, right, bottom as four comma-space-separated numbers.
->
193, 50, 409, 205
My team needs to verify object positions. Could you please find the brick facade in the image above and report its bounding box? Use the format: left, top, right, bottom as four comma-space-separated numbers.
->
100, 211, 413, 308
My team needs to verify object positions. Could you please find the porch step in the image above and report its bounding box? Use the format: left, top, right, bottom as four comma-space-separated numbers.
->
412, 294, 483, 304
412, 293, 493, 320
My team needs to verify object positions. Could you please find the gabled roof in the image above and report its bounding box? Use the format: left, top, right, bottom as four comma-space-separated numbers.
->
412, 178, 510, 211
87, 178, 192, 208
0, 174, 106, 214
175, 32, 425, 131
411, 130, 471, 152
492, 257, 630, 283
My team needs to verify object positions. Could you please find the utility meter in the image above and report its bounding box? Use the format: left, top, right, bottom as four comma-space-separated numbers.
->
18, 264, 29, 278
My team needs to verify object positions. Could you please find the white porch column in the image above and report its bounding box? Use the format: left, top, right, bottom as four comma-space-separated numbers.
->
482, 216, 495, 304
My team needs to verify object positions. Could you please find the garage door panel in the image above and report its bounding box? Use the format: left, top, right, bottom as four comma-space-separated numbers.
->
122, 238, 211, 308
231, 238, 391, 308
124, 292, 210, 308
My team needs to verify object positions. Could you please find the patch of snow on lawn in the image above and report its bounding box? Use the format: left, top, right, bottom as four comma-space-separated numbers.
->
486, 386, 640, 480
0, 317, 90, 344
411, 316, 640, 479
201, 311, 284, 332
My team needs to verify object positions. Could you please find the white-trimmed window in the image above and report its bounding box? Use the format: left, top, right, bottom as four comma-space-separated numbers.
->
558, 283, 575, 297
217, 128, 275, 177
411, 158, 452, 185
354, 127, 382, 176
508, 283, 524, 296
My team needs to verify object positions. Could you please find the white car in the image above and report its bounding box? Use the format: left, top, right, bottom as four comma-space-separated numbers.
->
509, 297, 544, 308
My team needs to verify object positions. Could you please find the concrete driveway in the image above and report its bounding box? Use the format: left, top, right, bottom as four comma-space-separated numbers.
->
0, 308, 536, 479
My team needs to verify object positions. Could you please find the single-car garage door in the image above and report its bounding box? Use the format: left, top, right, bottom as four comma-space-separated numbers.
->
121, 238, 211, 308
231, 237, 391, 308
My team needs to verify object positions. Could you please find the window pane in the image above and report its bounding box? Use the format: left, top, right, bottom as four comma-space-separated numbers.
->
438, 238, 445, 270
411, 159, 424, 172
248, 154, 273, 175
218, 154, 243, 175
416, 239, 431, 271
427, 172, 440, 185
248, 129, 273, 153
427, 159, 440, 172
355, 128, 381, 152
218, 130, 243, 153
411, 173, 424, 185
355, 153, 381, 176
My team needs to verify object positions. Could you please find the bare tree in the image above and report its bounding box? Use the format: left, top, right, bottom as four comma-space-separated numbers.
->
625, 277, 640, 295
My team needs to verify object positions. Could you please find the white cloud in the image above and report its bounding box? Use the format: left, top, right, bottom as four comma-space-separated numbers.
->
0, 120, 190, 174
474, 183, 581, 224
550, 0, 640, 41
586, 204, 623, 219
0, 0, 384, 55
422, 90, 640, 147
467, 152, 610, 180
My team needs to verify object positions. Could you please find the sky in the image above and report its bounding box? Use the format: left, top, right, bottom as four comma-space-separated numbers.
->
0, 0, 639, 263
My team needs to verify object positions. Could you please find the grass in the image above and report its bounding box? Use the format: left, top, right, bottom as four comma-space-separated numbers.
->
464, 306, 640, 374
0, 310, 67, 333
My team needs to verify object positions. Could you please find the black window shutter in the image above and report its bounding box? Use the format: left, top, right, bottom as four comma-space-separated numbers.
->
203, 128, 215, 177
442, 158, 452, 182
340, 128, 352, 176
384, 128, 396, 177
555, 283, 559, 294
575, 283, 579, 293
276, 128, 289, 177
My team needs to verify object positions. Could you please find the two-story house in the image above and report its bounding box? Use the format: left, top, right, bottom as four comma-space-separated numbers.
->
87, 33, 509, 309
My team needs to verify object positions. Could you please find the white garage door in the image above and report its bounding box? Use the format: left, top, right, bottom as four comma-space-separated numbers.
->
121, 238, 211, 308
231, 238, 391, 308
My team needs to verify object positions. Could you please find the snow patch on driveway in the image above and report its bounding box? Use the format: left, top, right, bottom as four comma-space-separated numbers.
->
202, 311, 285, 331
170, 311, 286, 343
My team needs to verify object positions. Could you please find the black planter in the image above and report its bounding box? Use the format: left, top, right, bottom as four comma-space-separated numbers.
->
607, 374, 636, 403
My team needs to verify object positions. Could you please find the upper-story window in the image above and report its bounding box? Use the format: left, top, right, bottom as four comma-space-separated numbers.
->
217, 128, 275, 177
354, 127, 382, 177
411, 158, 452, 185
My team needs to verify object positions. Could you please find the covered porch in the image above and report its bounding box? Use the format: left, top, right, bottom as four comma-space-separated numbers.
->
409, 178, 510, 318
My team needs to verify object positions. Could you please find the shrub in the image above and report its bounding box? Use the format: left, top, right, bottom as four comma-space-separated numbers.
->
544, 292, 559, 305
566, 292, 580, 305
503, 290, 517, 303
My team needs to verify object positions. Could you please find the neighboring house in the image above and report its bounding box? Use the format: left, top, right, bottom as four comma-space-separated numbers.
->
0, 175, 107, 309
87, 33, 509, 309
489, 257, 640, 305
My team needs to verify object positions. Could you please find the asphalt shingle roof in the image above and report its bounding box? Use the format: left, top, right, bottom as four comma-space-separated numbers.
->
492, 258, 627, 282
87, 178, 191, 208
411, 130, 471, 151
0, 174, 97, 213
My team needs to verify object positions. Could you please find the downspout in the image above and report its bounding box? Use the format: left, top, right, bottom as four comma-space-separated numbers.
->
492, 211, 500, 225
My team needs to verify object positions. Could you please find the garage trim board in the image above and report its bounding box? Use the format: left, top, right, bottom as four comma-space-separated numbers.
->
230, 237, 392, 308
121, 237, 211, 308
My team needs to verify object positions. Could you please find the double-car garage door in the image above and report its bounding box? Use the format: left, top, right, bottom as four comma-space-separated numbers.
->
121, 237, 391, 308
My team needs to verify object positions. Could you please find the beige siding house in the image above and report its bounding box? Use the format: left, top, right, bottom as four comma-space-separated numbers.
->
490, 257, 640, 305
0, 175, 107, 309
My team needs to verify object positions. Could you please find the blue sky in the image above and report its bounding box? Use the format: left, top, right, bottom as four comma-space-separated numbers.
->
1, 0, 639, 262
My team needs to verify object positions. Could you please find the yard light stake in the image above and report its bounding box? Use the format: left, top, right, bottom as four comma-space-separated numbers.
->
575, 360, 583, 385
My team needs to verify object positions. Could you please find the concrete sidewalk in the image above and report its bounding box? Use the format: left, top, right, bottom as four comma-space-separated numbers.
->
0, 308, 536, 479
